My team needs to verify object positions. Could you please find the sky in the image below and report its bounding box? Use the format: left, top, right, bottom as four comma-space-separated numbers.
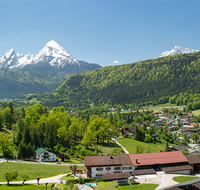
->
0, 0, 200, 66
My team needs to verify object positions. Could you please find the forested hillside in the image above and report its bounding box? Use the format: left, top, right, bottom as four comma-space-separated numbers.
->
37, 51, 200, 105
0, 68, 64, 99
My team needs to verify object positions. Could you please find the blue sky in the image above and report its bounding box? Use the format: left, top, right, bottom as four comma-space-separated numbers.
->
0, 0, 199, 66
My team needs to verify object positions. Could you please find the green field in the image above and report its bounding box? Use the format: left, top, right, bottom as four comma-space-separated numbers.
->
173, 176, 200, 183
0, 184, 47, 190
58, 182, 159, 190
192, 109, 200, 116
0, 162, 84, 182
117, 138, 165, 154
94, 182, 158, 190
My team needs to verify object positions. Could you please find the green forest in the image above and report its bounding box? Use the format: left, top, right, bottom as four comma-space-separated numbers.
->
0, 68, 64, 99
0, 102, 162, 161
34, 51, 200, 106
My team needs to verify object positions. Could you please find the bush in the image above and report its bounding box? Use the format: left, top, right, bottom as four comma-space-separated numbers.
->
78, 176, 85, 184
96, 178, 104, 182
66, 179, 78, 184
84, 178, 95, 183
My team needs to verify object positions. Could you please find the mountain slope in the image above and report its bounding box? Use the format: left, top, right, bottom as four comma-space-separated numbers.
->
37, 51, 200, 105
0, 68, 64, 99
0, 40, 101, 78
160, 46, 199, 57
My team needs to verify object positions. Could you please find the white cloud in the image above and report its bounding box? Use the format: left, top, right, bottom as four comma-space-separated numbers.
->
113, 60, 121, 64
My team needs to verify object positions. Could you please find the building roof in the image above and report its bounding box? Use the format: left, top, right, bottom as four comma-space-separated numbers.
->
35, 148, 46, 154
174, 144, 188, 151
161, 163, 192, 172
103, 173, 131, 180
159, 178, 200, 190
125, 127, 135, 133
84, 154, 132, 167
129, 151, 188, 166
132, 167, 156, 175
185, 154, 200, 164
193, 182, 200, 189
77, 184, 94, 190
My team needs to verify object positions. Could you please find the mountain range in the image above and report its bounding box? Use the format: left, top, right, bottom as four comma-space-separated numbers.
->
0, 40, 101, 78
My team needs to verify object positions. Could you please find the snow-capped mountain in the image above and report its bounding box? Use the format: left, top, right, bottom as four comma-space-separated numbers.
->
32, 40, 80, 68
0, 40, 101, 77
160, 46, 199, 57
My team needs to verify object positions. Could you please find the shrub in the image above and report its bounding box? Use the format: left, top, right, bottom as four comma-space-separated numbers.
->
78, 176, 85, 184
84, 178, 95, 183
59, 153, 68, 162
66, 179, 78, 184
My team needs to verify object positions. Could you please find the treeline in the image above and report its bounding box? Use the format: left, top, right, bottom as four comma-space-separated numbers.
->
0, 68, 64, 99
158, 93, 200, 112
0, 102, 159, 159
32, 51, 200, 106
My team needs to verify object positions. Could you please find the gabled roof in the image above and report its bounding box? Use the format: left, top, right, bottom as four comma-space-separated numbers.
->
103, 173, 131, 180
35, 148, 46, 154
84, 154, 132, 167
174, 144, 187, 151
129, 151, 188, 166
185, 154, 200, 164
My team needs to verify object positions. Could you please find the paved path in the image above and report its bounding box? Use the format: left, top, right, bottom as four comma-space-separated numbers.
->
111, 138, 129, 154
0, 158, 84, 166
0, 173, 67, 185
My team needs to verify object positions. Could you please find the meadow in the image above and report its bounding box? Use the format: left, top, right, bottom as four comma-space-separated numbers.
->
0, 162, 84, 182
117, 138, 165, 154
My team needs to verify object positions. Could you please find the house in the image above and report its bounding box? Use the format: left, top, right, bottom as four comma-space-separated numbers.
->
83, 152, 200, 179
185, 154, 200, 173
129, 151, 192, 175
35, 148, 56, 162
124, 127, 135, 136
174, 144, 188, 151
189, 147, 200, 155
159, 178, 200, 190
84, 154, 134, 178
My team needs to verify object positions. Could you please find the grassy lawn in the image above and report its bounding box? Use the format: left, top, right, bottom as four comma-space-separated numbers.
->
0, 162, 84, 182
173, 176, 200, 183
192, 109, 200, 116
0, 184, 48, 190
94, 182, 158, 190
117, 138, 165, 154
146, 103, 176, 108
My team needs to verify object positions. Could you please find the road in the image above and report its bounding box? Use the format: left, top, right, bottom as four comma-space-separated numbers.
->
111, 138, 129, 154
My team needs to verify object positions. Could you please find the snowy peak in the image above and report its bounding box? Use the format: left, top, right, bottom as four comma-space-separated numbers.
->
0, 40, 101, 76
0, 48, 19, 68
33, 40, 79, 67
160, 46, 199, 57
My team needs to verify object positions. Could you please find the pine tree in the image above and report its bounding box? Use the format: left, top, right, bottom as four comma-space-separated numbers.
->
2, 102, 6, 110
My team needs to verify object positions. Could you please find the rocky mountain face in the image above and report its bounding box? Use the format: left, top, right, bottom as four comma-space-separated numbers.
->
160, 46, 199, 57
0, 40, 101, 77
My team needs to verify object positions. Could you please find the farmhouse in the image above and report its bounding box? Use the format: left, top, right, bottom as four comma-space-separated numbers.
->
129, 151, 192, 175
35, 148, 56, 162
84, 154, 134, 178
83, 151, 200, 179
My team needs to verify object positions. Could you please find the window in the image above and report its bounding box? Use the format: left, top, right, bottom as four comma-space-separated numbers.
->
114, 171, 120, 173
123, 167, 127, 170
114, 167, 120, 170
129, 167, 132, 170
106, 167, 111, 170
96, 174, 102, 177
96, 168, 103, 171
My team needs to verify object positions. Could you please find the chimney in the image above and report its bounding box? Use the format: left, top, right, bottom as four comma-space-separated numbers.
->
101, 153, 103, 156
135, 158, 138, 163
107, 153, 109, 156
110, 155, 113, 159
